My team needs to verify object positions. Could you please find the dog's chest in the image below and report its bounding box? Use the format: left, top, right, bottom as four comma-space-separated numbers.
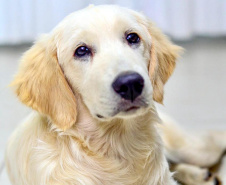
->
57, 140, 159, 185
7, 116, 172, 185
54, 126, 165, 184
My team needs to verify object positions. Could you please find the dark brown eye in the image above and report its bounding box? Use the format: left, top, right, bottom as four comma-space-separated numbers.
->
74, 46, 91, 57
126, 33, 140, 44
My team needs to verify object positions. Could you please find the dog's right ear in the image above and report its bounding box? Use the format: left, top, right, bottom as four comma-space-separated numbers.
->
11, 35, 77, 131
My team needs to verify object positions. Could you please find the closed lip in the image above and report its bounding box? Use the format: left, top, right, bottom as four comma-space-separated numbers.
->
125, 106, 139, 112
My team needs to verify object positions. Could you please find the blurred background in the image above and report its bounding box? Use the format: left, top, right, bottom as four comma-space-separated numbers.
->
0, 0, 226, 184
1, 0, 226, 43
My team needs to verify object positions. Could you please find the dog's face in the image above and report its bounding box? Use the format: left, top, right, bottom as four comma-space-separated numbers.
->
57, 6, 153, 120
12, 5, 181, 130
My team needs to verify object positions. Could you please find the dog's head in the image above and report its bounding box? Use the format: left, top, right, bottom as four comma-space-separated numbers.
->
12, 5, 182, 130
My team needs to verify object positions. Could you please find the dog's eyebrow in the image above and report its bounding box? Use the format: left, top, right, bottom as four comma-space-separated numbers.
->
125, 29, 136, 35
125, 26, 142, 34
75, 42, 88, 48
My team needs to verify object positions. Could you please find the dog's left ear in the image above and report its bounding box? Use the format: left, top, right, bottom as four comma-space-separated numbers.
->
132, 11, 183, 103
11, 35, 77, 130
147, 24, 182, 104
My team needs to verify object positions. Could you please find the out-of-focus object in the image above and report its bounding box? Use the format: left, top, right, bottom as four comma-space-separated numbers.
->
0, 0, 226, 44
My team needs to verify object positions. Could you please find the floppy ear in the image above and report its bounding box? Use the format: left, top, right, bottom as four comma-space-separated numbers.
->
131, 10, 182, 103
147, 24, 182, 103
11, 35, 77, 130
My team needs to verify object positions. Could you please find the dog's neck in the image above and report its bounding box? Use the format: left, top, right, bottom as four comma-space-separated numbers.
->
58, 97, 161, 161
46, 98, 167, 184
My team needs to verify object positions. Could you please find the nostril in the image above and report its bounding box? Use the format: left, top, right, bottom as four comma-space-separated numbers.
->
118, 85, 128, 93
134, 80, 144, 91
114, 85, 129, 99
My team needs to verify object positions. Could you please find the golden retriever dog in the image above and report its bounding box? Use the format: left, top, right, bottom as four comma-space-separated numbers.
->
5, 5, 225, 185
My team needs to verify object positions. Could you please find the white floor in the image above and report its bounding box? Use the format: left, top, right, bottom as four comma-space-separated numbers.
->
0, 38, 226, 184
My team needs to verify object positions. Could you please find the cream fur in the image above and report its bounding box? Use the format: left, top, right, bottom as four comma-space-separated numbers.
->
159, 113, 225, 185
5, 5, 182, 185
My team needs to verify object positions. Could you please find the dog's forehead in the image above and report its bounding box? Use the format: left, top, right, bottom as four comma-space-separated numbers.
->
59, 5, 138, 34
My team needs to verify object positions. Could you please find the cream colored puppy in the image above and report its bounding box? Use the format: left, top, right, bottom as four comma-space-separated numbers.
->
5, 5, 182, 185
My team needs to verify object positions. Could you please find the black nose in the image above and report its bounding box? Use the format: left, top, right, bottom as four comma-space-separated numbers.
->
112, 72, 144, 102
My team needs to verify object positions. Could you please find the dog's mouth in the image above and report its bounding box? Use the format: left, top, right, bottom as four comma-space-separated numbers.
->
95, 96, 150, 120
96, 106, 141, 119
125, 106, 139, 112
120, 97, 149, 113
96, 99, 148, 119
